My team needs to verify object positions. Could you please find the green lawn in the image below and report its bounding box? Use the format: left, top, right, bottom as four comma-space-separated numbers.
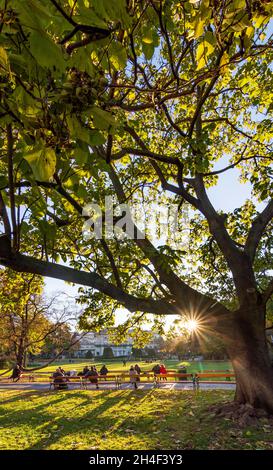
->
0, 389, 273, 450
9, 359, 232, 375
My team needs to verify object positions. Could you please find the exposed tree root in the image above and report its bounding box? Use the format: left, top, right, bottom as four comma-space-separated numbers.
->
208, 401, 273, 427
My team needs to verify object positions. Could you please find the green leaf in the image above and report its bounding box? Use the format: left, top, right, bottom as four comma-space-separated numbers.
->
90, 106, 117, 130
142, 27, 154, 44
142, 43, 155, 60
109, 42, 127, 70
0, 175, 8, 189
38, 219, 57, 241
88, 129, 106, 145
29, 31, 65, 71
24, 147, 56, 181
76, 7, 108, 29
91, 0, 111, 20
74, 148, 89, 165
67, 116, 106, 145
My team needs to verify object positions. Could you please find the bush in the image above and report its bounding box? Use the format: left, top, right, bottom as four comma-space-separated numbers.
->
0, 359, 12, 369
102, 347, 114, 359
85, 350, 94, 359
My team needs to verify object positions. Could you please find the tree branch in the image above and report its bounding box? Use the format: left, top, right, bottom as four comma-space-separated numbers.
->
7, 124, 18, 250
106, 162, 223, 315
0, 251, 179, 316
0, 191, 11, 236
245, 199, 273, 262
263, 278, 273, 304
112, 145, 180, 164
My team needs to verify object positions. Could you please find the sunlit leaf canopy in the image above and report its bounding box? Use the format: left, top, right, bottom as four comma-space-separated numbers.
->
0, 0, 273, 340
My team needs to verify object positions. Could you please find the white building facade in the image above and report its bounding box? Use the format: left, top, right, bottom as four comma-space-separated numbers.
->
75, 331, 133, 358
74, 330, 164, 358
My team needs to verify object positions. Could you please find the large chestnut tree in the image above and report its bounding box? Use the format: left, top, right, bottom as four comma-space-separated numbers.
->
0, 0, 273, 410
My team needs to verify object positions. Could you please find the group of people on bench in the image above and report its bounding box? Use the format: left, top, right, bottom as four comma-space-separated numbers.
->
52, 364, 109, 390
10, 362, 188, 389
129, 363, 177, 388
50, 364, 184, 389
151, 363, 167, 377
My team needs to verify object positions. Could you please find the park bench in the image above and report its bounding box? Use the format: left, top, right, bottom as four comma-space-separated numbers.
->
115, 372, 195, 389
116, 372, 155, 388
154, 373, 195, 387
49, 374, 119, 390
194, 372, 236, 389
0, 373, 35, 383
82, 374, 119, 389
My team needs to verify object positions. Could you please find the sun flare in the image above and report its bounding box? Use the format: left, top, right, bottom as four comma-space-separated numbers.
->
184, 319, 199, 332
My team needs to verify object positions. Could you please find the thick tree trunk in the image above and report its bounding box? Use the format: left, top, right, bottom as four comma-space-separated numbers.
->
16, 344, 24, 369
227, 306, 273, 413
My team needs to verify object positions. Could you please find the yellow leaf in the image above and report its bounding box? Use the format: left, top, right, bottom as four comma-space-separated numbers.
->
219, 51, 229, 75
194, 19, 205, 39
0, 47, 8, 69
196, 42, 205, 63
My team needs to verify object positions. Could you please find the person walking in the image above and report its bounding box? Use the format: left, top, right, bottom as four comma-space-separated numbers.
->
10, 364, 22, 382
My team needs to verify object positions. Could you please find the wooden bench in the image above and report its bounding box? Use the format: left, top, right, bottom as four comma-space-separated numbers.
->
116, 372, 156, 388
0, 373, 35, 383
154, 373, 194, 387
82, 374, 119, 389
194, 372, 236, 389
49, 374, 119, 390
116, 372, 195, 389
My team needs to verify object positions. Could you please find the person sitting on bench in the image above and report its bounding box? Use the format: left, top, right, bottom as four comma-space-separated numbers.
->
178, 365, 187, 381
129, 366, 138, 390
52, 367, 68, 390
159, 364, 167, 381
78, 365, 90, 376
85, 366, 99, 389
152, 364, 161, 376
99, 365, 108, 376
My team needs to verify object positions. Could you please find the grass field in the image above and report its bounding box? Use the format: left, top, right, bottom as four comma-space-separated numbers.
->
0, 389, 273, 450
5, 359, 232, 375
0, 360, 233, 384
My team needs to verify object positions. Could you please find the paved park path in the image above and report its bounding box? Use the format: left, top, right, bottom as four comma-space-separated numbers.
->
0, 382, 236, 392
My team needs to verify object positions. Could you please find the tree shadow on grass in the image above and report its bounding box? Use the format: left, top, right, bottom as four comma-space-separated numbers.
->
25, 389, 160, 450
0, 389, 146, 449
0, 389, 240, 450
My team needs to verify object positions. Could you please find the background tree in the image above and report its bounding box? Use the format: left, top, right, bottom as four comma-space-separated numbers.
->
102, 346, 114, 359
85, 349, 94, 359
0, 1, 273, 411
164, 332, 227, 360
0, 268, 80, 368
40, 323, 79, 359
131, 347, 144, 359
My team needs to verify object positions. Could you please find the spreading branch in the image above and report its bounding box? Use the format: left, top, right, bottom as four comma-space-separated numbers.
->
245, 199, 273, 262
